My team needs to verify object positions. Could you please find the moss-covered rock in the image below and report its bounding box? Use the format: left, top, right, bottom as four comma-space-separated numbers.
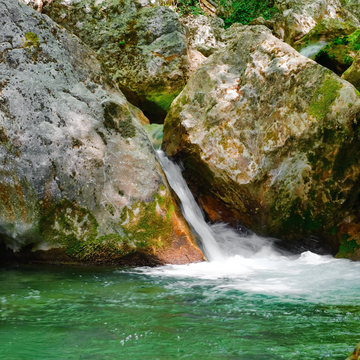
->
269, 0, 358, 46
294, 18, 358, 56
0, 0, 204, 265
313, 29, 360, 75
343, 50, 360, 90
162, 26, 360, 254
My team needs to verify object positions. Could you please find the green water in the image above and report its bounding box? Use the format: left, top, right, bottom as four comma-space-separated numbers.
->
0, 260, 359, 359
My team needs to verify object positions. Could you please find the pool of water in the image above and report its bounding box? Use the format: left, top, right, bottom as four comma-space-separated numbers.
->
1, 251, 359, 359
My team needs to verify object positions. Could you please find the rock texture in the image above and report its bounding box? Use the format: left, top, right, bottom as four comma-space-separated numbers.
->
162, 25, 360, 255
0, 0, 204, 265
40, 0, 201, 123
342, 0, 360, 22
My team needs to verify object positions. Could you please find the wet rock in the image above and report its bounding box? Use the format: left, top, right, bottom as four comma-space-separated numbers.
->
0, 0, 204, 265
40, 0, 200, 123
162, 26, 360, 252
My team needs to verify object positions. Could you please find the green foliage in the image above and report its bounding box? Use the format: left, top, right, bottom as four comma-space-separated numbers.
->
220, 0, 278, 28
172, 0, 205, 16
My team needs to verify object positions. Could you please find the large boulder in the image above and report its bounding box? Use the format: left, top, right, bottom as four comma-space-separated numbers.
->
0, 0, 204, 265
162, 25, 360, 256
37, 0, 202, 123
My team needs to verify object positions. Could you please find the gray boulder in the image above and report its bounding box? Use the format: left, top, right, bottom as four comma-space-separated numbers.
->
0, 0, 204, 265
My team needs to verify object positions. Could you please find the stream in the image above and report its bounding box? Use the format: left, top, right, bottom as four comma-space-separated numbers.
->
0, 128, 359, 359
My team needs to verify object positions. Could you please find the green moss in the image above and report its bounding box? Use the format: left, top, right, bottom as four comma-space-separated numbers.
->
103, 102, 136, 138
314, 29, 360, 75
309, 74, 342, 120
120, 192, 174, 250
105, 203, 115, 216
335, 238, 360, 258
146, 89, 182, 113
39, 199, 133, 261
24, 32, 39, 48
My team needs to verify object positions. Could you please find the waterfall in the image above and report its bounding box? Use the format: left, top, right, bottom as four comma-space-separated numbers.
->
299, 41, 328, 58
157, 150, 225, 262
144, 124, 279, 262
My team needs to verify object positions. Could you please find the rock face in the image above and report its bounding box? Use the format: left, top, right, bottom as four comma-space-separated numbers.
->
0, 0, 204, 265
162, 25, 360, 253
180, 15, 225, 57
40, 0, 201, 123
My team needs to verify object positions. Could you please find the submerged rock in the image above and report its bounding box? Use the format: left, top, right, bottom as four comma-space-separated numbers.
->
40, 0, 201, 123
0, 0, 204, 265
162, 26, 360, 254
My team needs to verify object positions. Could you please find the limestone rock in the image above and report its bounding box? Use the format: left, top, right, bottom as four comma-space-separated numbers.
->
0, 0, 204, 265
162, 26, 360, 252
41, 0, 200, 123
180, 15, 225, 57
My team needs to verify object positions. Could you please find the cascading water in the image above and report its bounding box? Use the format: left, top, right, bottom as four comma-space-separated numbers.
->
157, 150, 225, 262
299, 41, 328, 58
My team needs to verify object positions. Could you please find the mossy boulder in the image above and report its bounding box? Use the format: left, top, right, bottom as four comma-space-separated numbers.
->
0, 0, 204, 265
343, 50, 360, 90
294, 18, 358, 56
162, 26, 360, 254
269, 0, 358, 46
313, 29, 360, 75
40, 0, 202, 123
